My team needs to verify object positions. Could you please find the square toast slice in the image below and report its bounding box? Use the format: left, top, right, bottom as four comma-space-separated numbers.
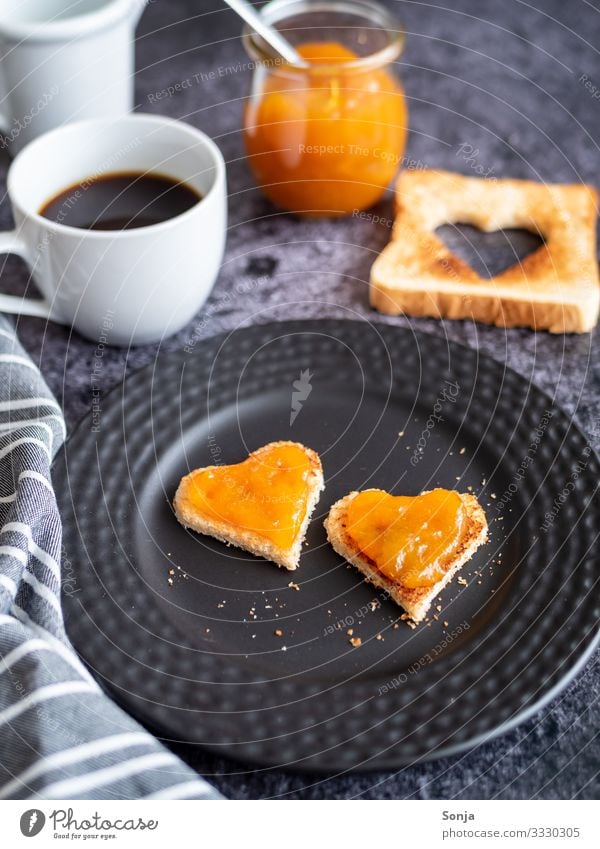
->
370, 169, 599, 333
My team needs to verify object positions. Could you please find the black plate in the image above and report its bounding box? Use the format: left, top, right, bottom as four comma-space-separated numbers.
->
54, 319, 600, 771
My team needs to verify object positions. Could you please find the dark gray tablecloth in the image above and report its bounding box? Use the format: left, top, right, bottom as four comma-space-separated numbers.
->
0, 0, 598, 798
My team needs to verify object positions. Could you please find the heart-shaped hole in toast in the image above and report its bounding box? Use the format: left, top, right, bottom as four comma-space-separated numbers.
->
435, 223, 545, 279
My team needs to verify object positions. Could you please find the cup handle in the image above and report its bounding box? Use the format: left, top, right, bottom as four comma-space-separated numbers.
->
0, 231, 55, 319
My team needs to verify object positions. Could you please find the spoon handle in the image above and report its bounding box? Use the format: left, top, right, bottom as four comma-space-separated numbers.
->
224, 0, 305, 65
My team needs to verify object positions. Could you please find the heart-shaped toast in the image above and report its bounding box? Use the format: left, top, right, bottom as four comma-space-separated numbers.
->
325, 488, 488, 623
174, 441, 324, 570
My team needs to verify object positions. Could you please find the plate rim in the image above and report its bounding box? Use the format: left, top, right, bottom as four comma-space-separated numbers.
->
54, 318, 600, 771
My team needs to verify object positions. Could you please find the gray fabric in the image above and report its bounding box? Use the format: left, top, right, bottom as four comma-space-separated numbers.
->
0, 317, 221, 799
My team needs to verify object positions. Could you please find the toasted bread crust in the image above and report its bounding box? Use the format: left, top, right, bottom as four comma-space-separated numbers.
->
370, 169, 600, 333
324, 489, 488, 623
174, 441, 324, 570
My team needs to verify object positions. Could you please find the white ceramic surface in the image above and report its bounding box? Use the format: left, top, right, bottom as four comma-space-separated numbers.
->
0, 114, 227, 345
0, 0, 147, 152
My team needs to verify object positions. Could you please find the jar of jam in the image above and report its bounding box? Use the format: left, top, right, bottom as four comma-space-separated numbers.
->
243, 0, 408, 217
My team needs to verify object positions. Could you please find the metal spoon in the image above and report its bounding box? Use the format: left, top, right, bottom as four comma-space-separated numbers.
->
223, 0, 306, 65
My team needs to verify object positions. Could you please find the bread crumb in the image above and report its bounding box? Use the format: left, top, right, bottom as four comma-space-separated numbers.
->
349, 636, 362, 647
288, 581, 300, 591
347, 628, 353, 636
376, 634, 383, 641
274, 628, 283, 637
457, 577, 468, 586
443, 621, 449, 627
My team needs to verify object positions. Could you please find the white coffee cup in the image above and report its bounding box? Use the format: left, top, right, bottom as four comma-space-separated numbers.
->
0, 0, 147, 154
0, 114, 227, 345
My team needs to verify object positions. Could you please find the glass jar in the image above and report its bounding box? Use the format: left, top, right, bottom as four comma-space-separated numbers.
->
243, 0, 408, 217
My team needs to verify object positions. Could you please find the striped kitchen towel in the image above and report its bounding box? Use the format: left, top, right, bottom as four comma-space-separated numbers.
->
0, 318, 221, 800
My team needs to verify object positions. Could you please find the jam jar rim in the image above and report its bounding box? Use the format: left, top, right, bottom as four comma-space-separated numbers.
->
242, 0, 405, 75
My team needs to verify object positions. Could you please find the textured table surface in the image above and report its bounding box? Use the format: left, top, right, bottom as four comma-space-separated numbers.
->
1, 0, 599, 798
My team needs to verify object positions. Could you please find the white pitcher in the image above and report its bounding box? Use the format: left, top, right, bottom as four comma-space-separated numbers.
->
0, 0, 147, 154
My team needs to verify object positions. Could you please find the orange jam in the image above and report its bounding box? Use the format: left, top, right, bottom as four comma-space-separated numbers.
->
180, 443, 313, 549
345, 489, 465, 589
244, 41, 408, 216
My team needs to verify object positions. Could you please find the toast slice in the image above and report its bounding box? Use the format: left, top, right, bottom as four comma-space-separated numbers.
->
370, 169, 600, 333
324, 488, 488, 623
174, 441, 324, 570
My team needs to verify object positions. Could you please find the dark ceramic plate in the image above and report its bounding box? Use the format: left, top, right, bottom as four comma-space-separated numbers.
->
54, 319, 600, 771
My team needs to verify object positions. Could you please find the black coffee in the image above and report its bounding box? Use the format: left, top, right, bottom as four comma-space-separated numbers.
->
40, 171, 201, 231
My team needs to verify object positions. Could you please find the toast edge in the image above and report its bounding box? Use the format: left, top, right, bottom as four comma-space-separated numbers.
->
369, 267, 598, 334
